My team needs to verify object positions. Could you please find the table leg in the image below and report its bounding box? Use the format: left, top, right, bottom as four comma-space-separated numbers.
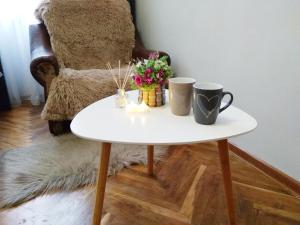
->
147, 145, 154, 176
217, 139, 236, 225
93, 142, 111, 225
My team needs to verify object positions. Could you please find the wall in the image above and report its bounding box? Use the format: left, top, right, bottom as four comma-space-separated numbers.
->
136, 0, 300, 180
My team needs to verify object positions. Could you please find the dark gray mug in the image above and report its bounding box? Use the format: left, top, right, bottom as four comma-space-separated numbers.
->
193, 82, 233, 125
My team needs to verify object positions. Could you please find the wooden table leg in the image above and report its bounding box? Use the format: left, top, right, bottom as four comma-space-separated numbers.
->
217, 139, 236, 225
93, 142, 111, 225
147, 145, 154, 176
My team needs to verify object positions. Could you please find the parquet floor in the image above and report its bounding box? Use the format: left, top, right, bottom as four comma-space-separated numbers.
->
0, 105, 299, 225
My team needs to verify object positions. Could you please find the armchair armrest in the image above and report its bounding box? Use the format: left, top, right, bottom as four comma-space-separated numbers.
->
132, 30, 171, 65
29, 23, 59, 97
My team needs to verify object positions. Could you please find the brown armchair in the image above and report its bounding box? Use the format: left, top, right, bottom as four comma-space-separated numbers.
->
29, 0, 170, 135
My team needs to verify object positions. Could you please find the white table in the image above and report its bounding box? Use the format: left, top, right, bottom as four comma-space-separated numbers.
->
71, 90, 257, 225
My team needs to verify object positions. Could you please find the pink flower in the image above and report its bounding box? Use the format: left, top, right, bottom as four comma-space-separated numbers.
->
134, 75, 142, 86
156, 70, 164, 79
144, 68, 152, 76
159, 70, 164, 76
145, 77, 153, 84
149, 52, 159, 60
143, 74, 153, 84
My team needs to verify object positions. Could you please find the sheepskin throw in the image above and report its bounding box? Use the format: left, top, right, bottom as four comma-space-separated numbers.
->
36, 0, 135, 69
42, 67, 130, 120
35, 0, 135, 120
0, 134, 167, 208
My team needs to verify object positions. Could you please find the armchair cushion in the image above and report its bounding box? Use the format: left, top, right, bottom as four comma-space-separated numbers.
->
36, 0, 135, 70
41, 68, 130, 120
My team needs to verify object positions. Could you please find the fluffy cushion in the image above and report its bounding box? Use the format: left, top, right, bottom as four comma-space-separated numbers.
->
41, 68, 130, 120
35, 0, 135, 120
36, 0, 135, 69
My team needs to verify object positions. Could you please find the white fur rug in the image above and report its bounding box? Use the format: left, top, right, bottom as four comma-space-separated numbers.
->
0, 134, 167, 209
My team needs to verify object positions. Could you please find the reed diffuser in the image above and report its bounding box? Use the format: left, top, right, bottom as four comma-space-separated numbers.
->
107, 61, 134, 108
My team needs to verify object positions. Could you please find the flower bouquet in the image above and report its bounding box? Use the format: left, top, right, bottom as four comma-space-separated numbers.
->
131, 53, 172, 107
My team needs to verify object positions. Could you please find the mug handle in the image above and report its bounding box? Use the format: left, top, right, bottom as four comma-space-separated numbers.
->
219, 91, 233, 113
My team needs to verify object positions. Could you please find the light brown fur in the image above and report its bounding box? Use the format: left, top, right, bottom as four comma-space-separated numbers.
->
35, 0, 135, 120
42, 68, 131, 120
39, 0, 135, 69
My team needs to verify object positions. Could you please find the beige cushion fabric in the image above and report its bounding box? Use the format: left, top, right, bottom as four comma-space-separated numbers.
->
39, 0, 135, 69
41, 68, 130, 120
35, 0, 135, 120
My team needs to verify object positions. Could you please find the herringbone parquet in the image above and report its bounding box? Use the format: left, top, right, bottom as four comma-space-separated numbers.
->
0, 105, 299, 225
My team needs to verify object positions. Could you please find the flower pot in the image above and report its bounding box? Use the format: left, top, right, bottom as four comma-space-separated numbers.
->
138, 85, 165, 107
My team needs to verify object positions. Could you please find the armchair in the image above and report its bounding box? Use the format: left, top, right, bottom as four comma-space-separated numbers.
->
29, 0, 170, 135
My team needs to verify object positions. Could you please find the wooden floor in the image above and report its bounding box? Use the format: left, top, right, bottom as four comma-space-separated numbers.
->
0, 105, 299, 225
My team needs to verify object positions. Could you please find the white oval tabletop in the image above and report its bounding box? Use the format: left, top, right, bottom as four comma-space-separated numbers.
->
71, 90, 257, 145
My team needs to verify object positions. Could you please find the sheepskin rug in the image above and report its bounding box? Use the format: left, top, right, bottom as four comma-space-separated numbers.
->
0, 134, 167, 209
